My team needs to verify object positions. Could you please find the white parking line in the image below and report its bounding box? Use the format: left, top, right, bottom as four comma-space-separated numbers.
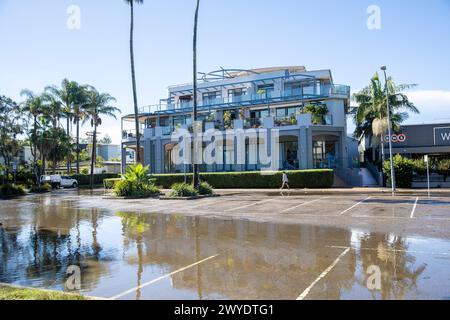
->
296, 247, 350, 300
280, 197, 328, 213
410, 197, 419, 219
109, 254, 219, 300
224, 198, 276, 212
187, 198, 227, 209
338, 196, 371, 216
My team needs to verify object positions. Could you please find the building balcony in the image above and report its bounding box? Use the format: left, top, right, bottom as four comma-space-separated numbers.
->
122, 129, 143, 143
137, 84, 350, 116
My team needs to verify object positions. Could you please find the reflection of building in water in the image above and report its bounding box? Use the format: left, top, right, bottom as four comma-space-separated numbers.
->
119, 213, 356, 299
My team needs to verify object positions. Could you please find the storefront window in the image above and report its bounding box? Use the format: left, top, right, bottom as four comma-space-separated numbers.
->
313, 141, 337, 168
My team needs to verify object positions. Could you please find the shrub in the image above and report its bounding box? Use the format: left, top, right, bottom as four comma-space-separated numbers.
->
30, 183, 52, 193
0, 184, 26, 198
436, 159, 450, 182
198, 181, 214, 195
113, 164, 160, 198
170, 183, 199, 197
104, 178, 122, 189
123, 163, 151, 183
152, 170, 334, 189
383, 154, 414, 188
114, 180, 160, 198
81, 167, 89, 175
412, 159, 427, 176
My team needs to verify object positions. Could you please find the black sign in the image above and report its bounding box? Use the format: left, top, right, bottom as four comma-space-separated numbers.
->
434, 127, 450, 146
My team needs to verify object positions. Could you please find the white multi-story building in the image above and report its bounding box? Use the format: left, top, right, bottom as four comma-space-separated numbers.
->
121, 66, 351, 174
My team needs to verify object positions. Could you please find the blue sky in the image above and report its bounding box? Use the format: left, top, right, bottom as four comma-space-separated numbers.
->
1, 0, 450, 143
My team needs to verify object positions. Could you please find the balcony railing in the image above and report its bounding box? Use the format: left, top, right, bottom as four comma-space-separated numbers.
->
139, 84, 349, 116
275, 116, 297, 127
122, 129, 143, 140
244, 118, 263, 129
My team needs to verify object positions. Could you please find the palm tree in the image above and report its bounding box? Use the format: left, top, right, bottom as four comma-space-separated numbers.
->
353, 73, 419, 161
83, 88, 119, 189
45, 79, 79, 173
20, 90, 46, 182
192, 0, 200, 189
124, 0, 143, 164
71, 84, 89, 175
42, 92, 66, 173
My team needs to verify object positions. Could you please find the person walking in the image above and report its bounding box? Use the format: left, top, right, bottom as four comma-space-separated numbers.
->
280, 171, 290, 190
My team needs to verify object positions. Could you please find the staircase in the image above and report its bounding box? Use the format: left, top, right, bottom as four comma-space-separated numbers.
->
360, 167, 379, 187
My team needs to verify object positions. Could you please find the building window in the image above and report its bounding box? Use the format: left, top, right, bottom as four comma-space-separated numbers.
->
284, 82, 303, 96
276, 107, 299, 118
145, 118, 156, 128
202, 91, 221, 105
250, 109, 270, 119
173, 116, 185, 127
313, 141, 336, 168
228, 88, 247, 102
256, 84, 274, 97
159, 117, 170, 127
178, 95, 192, 109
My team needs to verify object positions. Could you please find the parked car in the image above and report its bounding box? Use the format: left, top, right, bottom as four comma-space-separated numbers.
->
40, 175, 78, 189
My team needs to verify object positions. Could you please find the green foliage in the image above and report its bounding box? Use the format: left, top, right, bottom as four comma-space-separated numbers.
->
30, 183, 52, 193
0, 285, 87, 300
436, 159, 450, 181
198, 181, 214, 195
223, 111, 232, 129
123, 163, 151, 183
0, 184, 26, 198
304, 104, 329, 125
170, 183, 199, 197
69, 173, 120, 185
104, 178, 122, 189
80, 167, 89, 175
114, 179, 160, 198
153, 170, 334, 189
352, 73, 418, 139
383, 154, 414, 188
412, 159, 427, 176
113, 164, 159, 197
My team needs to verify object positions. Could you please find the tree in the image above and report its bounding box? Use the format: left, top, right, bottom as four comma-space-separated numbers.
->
353, 73, 419, 161
20, 90, 47, 182
191, 0, 200, 189
99, 134, 112, 145
45, 79, 80, 173
0, 95, 23, 182
83, 88, 119, 189
124, 0, 143, 164
72, 84, 89, 175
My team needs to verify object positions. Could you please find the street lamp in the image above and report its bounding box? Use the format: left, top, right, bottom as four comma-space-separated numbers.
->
381, 66, 396, 194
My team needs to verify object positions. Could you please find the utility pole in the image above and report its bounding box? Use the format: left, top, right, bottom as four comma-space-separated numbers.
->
381, 66, 396, 195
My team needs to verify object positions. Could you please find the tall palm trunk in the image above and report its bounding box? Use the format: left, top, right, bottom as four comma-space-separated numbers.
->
90, 119, 97, 190
129, 1, 141, 164
76, 116, 80, 174
191, 0, 200, 189
66, 117, 71, 174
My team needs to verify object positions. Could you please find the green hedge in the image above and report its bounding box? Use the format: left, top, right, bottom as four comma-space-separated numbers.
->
104, 178, 122, 189
69, 173, 120, 186
152, 170, 334, 189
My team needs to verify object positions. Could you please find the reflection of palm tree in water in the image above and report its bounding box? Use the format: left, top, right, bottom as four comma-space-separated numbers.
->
359, 234, 426, 300
117, 212, 149, 300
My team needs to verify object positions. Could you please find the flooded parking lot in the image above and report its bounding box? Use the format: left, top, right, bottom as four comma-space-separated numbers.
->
1, 190, 450, 300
